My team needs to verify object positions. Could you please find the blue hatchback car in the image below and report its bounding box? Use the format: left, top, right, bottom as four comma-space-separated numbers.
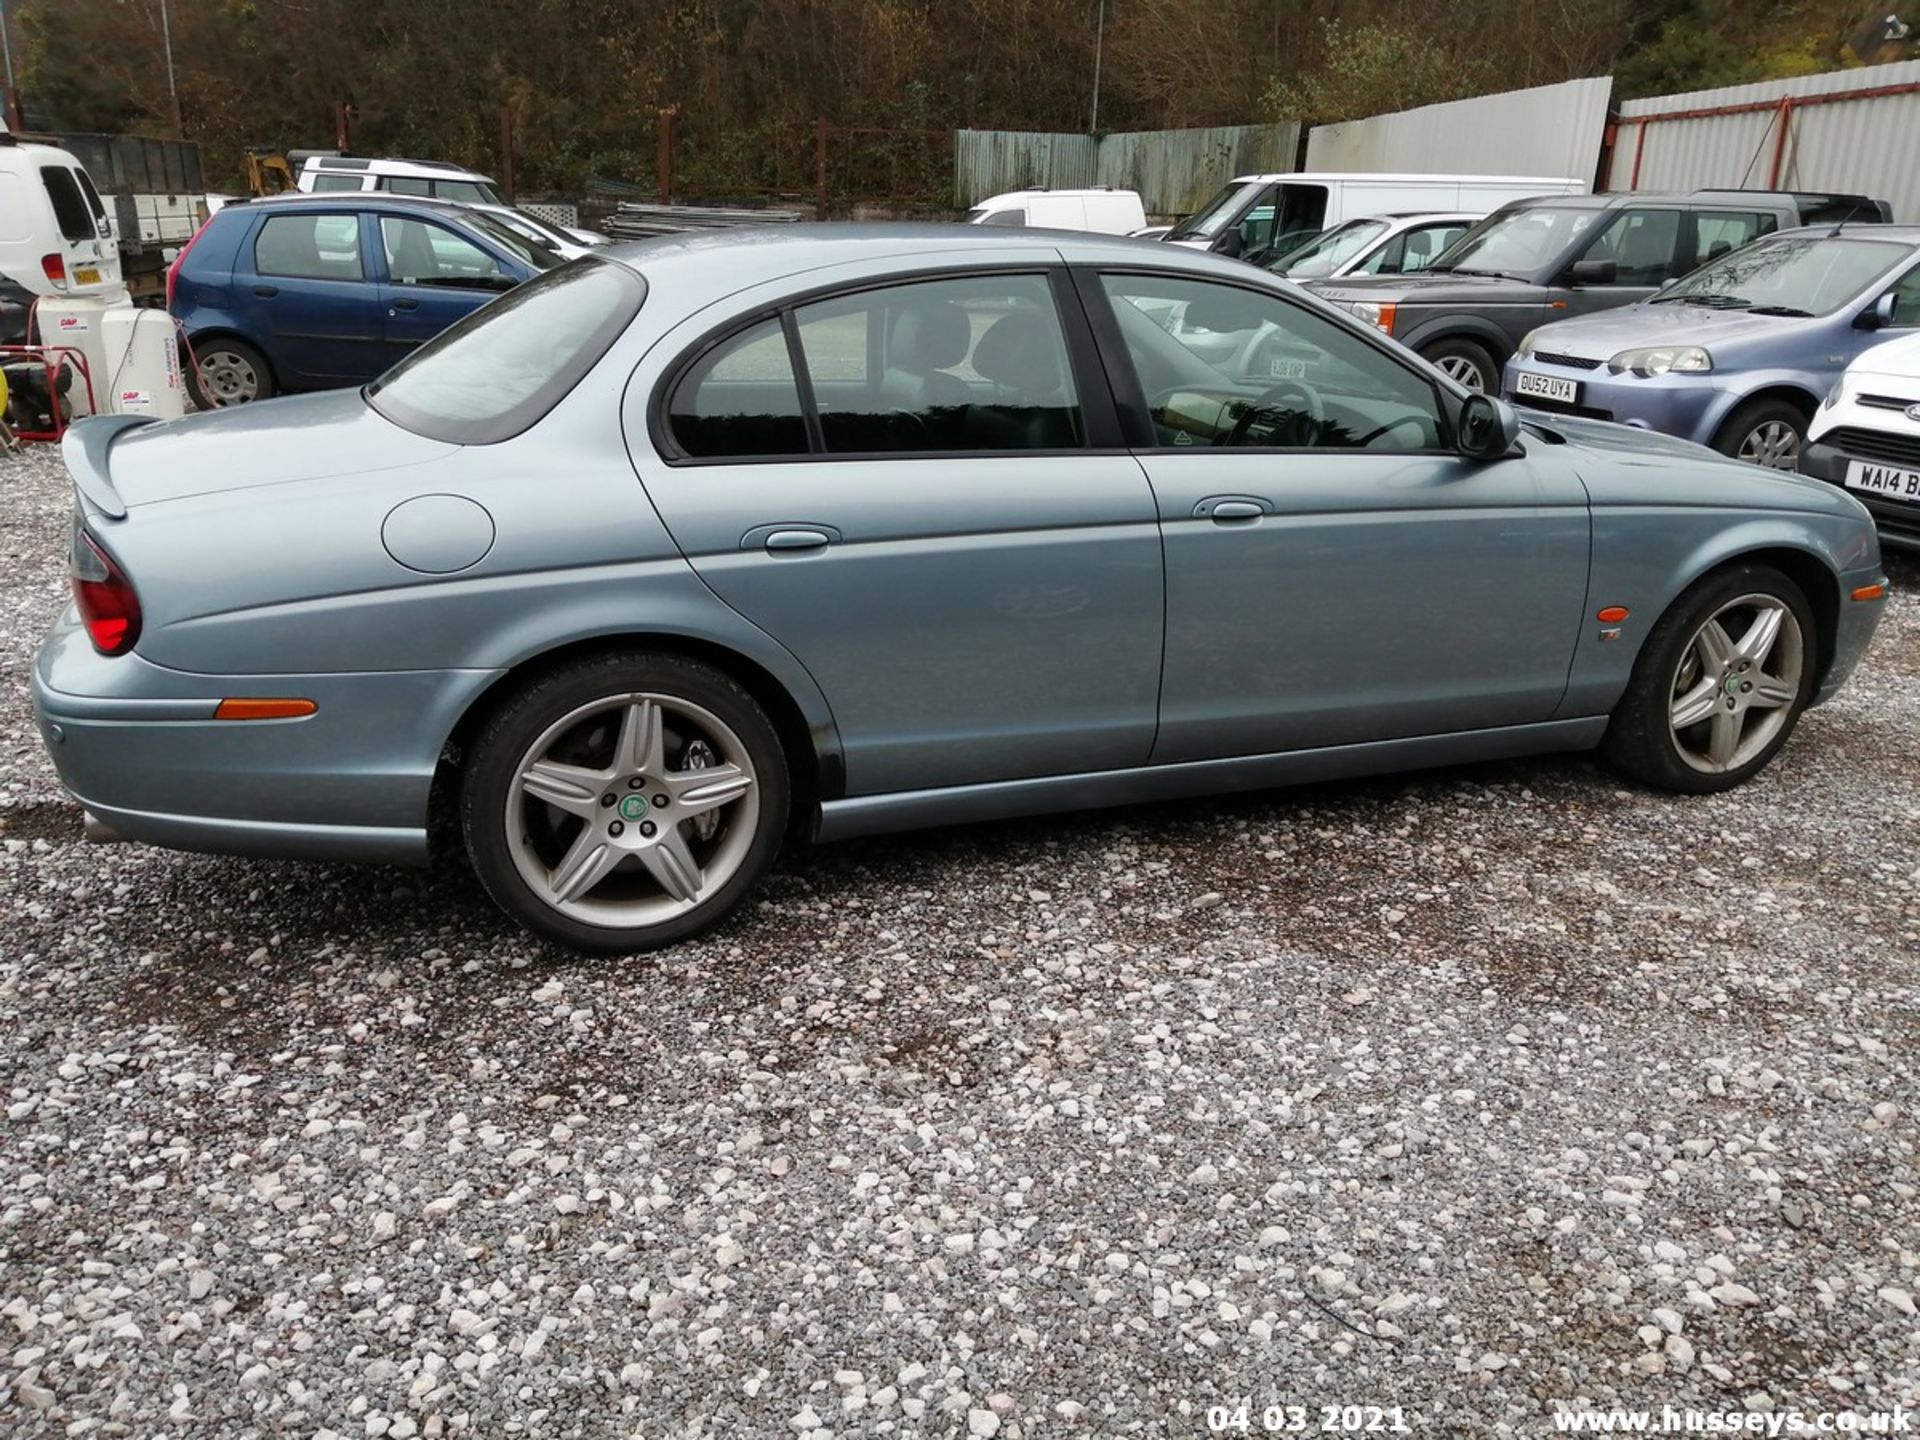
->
169, 193, 561, 407
1503, 225, 1920, 469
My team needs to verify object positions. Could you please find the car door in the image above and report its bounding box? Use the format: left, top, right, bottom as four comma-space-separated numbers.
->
242, 209, 385, 385
373, 214, 519, 364
1550, 206, 1684, 322
635, 268, 1165, 796
1082, 268, 1590, 763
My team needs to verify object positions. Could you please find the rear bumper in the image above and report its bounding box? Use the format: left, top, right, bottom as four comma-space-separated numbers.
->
33, 609, 500, 866
1799, 439, 1920, 552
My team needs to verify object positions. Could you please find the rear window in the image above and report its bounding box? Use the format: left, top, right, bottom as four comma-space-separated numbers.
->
970, 207, 1025, 227
435, 180, 502, 204
367, 257, 643, 445
40, 166, 97, 243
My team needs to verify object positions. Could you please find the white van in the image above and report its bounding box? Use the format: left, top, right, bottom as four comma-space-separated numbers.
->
293, 152, 505, 203
967, 187, 1148, 235
0, 134, 125, 302
1165, 173, 1588, 262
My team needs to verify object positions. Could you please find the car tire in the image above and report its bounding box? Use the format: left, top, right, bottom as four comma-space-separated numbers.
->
1713, 396, 1807, 470
461, 653, 790, 953
1420, 337, 1500, 393
1600, 562, 1819, 795
186, 337, 276, 408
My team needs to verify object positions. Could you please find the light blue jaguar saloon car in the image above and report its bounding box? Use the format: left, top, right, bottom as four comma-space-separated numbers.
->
36, 228, 1889, 951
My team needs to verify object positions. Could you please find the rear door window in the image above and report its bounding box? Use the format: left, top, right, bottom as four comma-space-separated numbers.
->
40, 166, 97, 242
1686, 211, 1774, 269
667, 318, 810, 458
1574, 208, 1683, 286
253, 213, 365, 280
381, 177, 433, 197
309, 173, 364, 193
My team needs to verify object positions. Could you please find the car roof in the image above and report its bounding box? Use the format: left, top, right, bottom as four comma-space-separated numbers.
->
1229, 173, 1583, 186
218, 191, 487, 221
1747, 222, 1920, 244
595, 223, 1263, 289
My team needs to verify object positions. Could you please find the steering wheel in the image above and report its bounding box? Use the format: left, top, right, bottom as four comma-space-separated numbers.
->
1225, 379, 1325, 447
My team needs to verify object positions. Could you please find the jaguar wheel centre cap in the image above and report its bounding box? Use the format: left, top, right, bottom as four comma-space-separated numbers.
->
619, 794, 650, 821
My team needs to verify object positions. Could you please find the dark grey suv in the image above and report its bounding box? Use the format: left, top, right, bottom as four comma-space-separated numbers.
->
1310, 189, 1891, 391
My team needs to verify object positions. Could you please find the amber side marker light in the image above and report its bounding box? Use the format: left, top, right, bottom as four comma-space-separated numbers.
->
1851, 583, 1888, 603
1595, 605, 1630, 623
214, 699, 317, 721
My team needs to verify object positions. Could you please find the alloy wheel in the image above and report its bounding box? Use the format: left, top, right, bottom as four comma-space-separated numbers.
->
1434, 355, 1486, 391
199, 350, 261, 405
1735, 418, 1801, 470
504, 692, 759, 927
1667, 593, 1804, 774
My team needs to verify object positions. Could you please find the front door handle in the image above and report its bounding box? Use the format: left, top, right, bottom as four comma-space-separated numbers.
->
251, 285, 278, 298
1193, 495, 1271, 523
764, 528, 834, 551
390, 297, 419, 311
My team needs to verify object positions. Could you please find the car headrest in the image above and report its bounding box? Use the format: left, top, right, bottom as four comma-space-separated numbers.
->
971, 311, 1065, 395
887, 300, 971, 372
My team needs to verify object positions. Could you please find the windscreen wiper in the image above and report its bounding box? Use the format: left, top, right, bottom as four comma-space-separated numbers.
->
1650, 292, 1749, 307
1745, 304, 1814, 317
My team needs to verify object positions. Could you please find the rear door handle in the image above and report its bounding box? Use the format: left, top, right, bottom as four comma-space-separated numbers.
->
740, 522, 844, 553
390, 297, 419, 311
1193, 495, 1270, 523
251, 285, 278, 298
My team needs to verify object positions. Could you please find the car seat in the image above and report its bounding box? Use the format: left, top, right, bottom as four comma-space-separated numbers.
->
970, 310, 1079, 448
879, 301, 973, 426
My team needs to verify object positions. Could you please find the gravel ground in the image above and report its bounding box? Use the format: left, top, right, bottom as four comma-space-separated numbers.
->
1, 439, 1916, 1438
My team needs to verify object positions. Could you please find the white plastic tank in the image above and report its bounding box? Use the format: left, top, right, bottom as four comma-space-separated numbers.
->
29, 294, 117, 417
98, 305, 185, 419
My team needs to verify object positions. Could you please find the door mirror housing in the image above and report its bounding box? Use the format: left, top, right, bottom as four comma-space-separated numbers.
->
1857, 292, 1900, 330
1565, 258, 1618, 287
1215, 229, 1246, 259
1457, 393, 1521, 460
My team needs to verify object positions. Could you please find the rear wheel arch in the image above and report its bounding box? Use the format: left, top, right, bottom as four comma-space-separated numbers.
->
430, 632, 833, 859
180, 328, 279, 401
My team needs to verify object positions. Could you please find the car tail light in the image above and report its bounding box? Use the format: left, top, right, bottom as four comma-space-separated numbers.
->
166, 221, 207, 311
41, 253, 67, 288
71, 524, 141, 656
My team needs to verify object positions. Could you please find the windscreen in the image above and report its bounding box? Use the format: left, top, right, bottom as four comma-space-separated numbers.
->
465, 212, 564, 271
367, 257, 644, 444
1429, 204, 1604, 278
1271, 218, 1387, 277
1167, 181, 1260, 241
1658, 235, 1906, 316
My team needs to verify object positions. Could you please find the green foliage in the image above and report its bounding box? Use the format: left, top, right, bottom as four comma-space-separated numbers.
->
1265, 19, 1494, 125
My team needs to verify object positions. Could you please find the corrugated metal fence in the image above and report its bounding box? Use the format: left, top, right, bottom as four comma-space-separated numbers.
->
955, 124, 1299, 214
1304, 77, 1612, 183
1607, 60, 1920, 222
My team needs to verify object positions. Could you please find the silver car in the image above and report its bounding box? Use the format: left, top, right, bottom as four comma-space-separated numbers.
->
34, 228, 1890, 952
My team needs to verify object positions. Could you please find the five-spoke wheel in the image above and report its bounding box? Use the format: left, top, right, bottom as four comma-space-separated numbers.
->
463, 654, 788, 951
1602, 563, 1817, 793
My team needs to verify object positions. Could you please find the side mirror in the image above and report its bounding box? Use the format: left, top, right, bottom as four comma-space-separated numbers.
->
1565, 258, 1618, 286
1458, 393, 1521, 460
1215, 229, 1246, 259
1857, 292, 1900, 330
1652, 275, 1680, 296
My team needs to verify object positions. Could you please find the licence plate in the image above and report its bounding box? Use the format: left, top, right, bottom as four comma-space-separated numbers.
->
1267, 357, 1309, 380
1515, 371, 1579, 405
1845, 458, 1920, 503
74, 266, 101, 286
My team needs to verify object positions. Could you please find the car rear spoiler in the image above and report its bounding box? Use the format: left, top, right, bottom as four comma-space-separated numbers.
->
61, 413, 156, 520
